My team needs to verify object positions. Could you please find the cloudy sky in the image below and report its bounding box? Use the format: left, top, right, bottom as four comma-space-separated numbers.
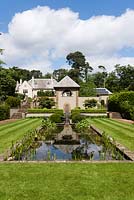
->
0, 0, 134, 73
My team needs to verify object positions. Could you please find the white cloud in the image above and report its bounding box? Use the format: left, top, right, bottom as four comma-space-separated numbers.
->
0, 6, 134, 73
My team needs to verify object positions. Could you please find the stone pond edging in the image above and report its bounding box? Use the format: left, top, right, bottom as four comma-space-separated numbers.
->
90, 125, 134, 161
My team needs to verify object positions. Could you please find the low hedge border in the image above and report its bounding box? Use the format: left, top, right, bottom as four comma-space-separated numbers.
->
27, 109, 63, 113
71, 109, 107, 114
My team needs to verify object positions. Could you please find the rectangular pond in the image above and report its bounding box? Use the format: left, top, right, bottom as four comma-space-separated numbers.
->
8, 124, 128, 161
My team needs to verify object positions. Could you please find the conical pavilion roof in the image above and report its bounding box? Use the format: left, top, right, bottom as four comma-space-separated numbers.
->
54, 76, 80, 88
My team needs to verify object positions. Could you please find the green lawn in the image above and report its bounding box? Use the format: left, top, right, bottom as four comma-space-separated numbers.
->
0, 118, 42, 154
0, 163, 134, 200
87, 118, 134, 151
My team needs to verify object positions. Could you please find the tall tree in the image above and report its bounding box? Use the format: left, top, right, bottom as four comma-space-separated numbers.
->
53, 68, 68, 81
83, 62, 93, 82
115, 64, 134, 91
66, 51, 91, 83
30, 70, 42, 78
98, 65, 107, 88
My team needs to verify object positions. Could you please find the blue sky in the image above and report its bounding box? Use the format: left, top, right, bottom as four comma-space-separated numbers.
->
1, 0, 134, 32
0, 0, 134, 72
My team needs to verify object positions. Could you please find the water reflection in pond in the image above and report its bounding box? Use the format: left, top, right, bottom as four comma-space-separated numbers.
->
23, 130, 125, 161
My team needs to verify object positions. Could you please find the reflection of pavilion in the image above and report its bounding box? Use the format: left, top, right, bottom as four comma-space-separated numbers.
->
54, 145, 79, 154
57, 125, 78, 141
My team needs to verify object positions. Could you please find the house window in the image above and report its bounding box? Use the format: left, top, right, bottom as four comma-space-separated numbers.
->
23, 89, 28, 94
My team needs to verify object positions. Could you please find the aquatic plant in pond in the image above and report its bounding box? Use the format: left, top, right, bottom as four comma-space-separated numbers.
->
41, 118, 57, 139
5, 119, 57, 161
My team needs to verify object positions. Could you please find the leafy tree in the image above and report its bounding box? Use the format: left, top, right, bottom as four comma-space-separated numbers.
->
105, 72, 120, 92
115, 64, 134, 91
0, 68, 16, 100
79, 80, 96, 97
39, 97, 55, 109
30, 70, 42, 78
53, 68, 68, 81
66, 51, 91, 83
83, 62, 93, 82
92, 72, 107, 88
97, 65, 107, 88
43, 72, 52, 79
108, 91, 134, 120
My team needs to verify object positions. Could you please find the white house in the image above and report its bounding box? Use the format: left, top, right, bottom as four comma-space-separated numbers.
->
15, 76, 57, 98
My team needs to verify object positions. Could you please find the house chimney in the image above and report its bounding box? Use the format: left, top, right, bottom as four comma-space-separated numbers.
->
32, 76, 34, 88
20, 79, 22, 85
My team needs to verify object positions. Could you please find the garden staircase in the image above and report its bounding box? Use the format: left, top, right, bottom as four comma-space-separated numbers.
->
11, 101, 30, 119
109, 112, 122, 119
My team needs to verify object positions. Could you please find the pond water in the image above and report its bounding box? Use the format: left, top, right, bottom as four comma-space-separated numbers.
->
21, 126, 126, 161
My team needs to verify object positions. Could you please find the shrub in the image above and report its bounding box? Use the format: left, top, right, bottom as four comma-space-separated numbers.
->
15, 93, 25, 100
5, 96, 21, 108
38, 97, 55, 109
0, 105, 10, 120
71, 110, 85, 123
50, 113, 63, 123
130, 107, 134, 121
75, 118, 90, 134
83, 99, 97, 108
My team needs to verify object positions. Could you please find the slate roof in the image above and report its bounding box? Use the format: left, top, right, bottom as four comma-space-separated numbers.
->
95, 88, 112, 95
54, 76, 80, 88
28, 78, 57, 90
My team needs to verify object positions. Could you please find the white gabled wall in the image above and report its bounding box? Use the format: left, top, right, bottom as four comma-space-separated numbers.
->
17, 81, 33, 98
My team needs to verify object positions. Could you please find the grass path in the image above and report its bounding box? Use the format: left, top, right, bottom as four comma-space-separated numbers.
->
87, 118, 134, 151
0, 163, 134, 200
0, 118, 42, 153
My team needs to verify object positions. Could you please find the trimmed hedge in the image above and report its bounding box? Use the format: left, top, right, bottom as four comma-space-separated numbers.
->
27, 109, 63, 114
108, 91, 134, 120
0, 105, 10, 120
71, 109, 107, 114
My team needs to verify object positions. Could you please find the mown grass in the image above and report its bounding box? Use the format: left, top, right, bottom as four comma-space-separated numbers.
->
0, 163, 134, 200
0, 118, 42, 153
88, 118, 134, 151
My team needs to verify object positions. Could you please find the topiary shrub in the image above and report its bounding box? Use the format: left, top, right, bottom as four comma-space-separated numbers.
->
0, 105, 10, 120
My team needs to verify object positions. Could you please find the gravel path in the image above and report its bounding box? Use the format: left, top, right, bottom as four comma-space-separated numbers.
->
0, 119, 18, 125
114, 118, 134, 124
